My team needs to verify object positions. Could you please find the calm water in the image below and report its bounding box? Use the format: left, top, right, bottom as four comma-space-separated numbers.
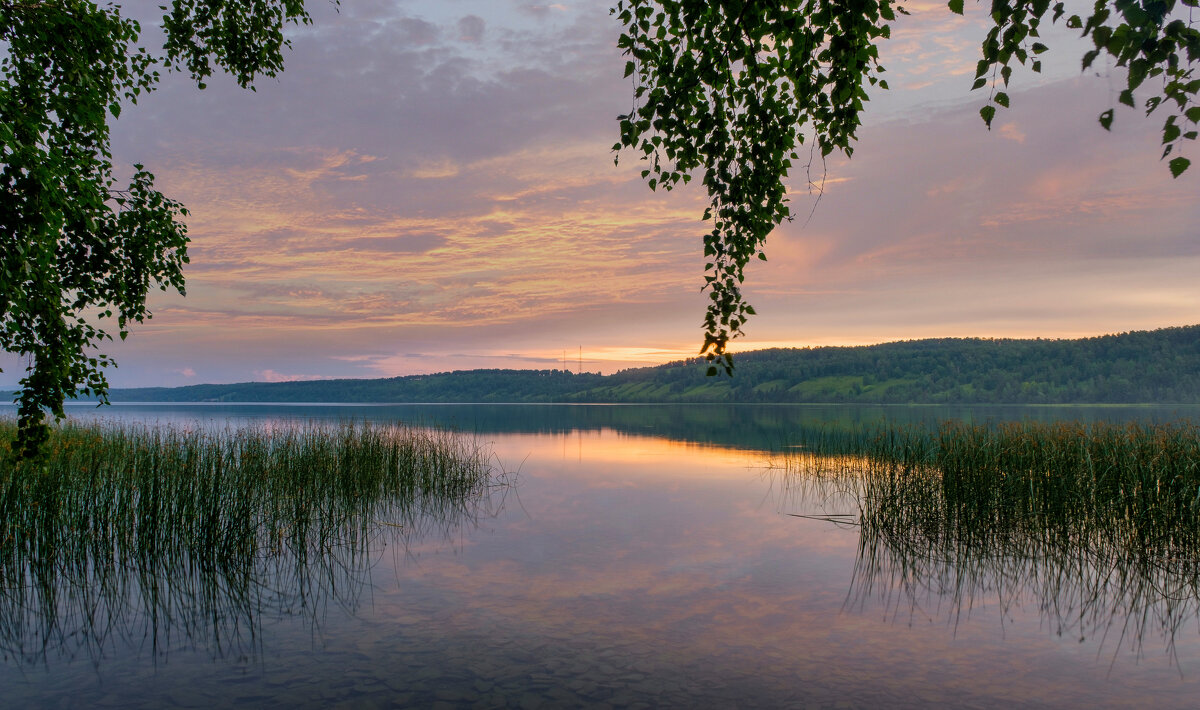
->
4, 403, 1200, 708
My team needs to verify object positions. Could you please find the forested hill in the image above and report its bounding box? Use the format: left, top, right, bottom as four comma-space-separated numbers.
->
108, 325, 1200, 404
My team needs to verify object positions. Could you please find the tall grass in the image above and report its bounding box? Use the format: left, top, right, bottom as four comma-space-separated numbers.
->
0, 418, 502, 663
858, 421, 1200, 554
778, 420, 1200, 661
782, 420, 1200, 549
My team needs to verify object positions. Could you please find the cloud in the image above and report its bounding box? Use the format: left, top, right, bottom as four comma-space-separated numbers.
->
253, 370, 335, 383
457, 15, 485, 43
518, 4, 569, 18
399, 17, 441, 45
76, 3, 1199, 388
998, 122, 1026, 143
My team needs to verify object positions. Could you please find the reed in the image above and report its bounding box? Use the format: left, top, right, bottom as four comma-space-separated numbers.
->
853, 421, 1200, 555
778, 419, 1200, 660
0, 418, 500, 662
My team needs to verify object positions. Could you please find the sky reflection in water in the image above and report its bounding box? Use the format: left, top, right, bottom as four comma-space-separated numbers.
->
3, 404, 1200, 708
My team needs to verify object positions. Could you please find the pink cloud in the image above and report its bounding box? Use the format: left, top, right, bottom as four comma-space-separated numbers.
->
253, 370, 334, 383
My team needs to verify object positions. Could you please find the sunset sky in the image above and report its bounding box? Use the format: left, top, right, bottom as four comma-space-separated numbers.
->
5, 1, 1199, 388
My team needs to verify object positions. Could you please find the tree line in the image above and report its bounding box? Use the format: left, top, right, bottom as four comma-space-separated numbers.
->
105, 325, 1200, 405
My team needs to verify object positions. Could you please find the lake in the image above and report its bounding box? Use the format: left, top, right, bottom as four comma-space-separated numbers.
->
4, 402, 1200, 708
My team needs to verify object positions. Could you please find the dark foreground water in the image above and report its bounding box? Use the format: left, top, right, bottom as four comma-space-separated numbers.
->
4, 403, 1200, 708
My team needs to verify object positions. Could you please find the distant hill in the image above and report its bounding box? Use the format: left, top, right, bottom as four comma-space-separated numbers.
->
106, 325, 1200, 405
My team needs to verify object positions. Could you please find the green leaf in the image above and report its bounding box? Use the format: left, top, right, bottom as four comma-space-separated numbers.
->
948, 0, 964, 14
980, 104, 996, 128
1098, 109, 1114, 131
1128, 59, 1148, 90
1168, 156, 1190, 178
994, 92, 1009, 108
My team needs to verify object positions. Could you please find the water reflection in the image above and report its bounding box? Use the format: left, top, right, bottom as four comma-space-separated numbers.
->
5, 407, 1200, 707
774, 457, 1200, 667
59, 401, 1200, 453
1, 492, 511, 669
0, 421, 509, 668
847, 518, 1200, 666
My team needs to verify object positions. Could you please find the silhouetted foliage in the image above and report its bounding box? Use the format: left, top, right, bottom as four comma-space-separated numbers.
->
0, 1, 324, 456
614, 1, 1200, 365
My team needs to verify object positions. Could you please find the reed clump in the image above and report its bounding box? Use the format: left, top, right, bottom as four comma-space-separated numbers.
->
780, 419, 1200, 661
0, 418, 498, 662
855, 420, 1200, 557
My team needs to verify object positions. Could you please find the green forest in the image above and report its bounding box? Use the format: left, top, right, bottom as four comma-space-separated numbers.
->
100, 325, 1200, 405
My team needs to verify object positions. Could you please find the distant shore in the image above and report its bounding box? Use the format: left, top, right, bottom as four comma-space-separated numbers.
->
61, 325, 1200, 406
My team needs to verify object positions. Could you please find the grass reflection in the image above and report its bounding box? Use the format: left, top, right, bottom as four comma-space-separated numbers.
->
0, 419, 503, 666
778, 421, 1200, 663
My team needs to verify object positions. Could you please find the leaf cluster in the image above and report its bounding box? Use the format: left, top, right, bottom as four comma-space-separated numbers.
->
161, 0, 314, 89
959, 0, 1200, 178
613, 0, 900, 374
0, 1, 324, 457
615, 1, 1198, 373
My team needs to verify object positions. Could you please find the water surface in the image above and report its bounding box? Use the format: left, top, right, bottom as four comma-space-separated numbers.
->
4, 403, 1199, 708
